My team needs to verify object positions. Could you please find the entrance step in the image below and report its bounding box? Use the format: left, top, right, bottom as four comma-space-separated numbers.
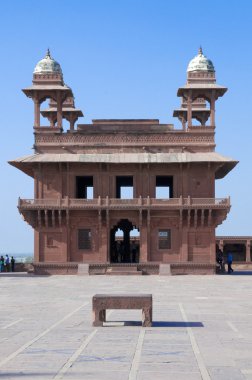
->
106, 266, 142, 275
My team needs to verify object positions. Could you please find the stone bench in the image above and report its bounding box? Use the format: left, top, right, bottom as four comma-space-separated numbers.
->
92, 294, 152, 327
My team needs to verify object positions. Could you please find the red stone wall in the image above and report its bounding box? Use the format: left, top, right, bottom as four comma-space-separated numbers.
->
31, 162, 218, 265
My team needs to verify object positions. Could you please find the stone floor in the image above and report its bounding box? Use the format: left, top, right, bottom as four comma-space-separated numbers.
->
1, 273, 252, 379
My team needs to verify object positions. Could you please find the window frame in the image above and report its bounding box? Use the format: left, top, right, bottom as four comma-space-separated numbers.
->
78, 229, 92, 250
158, 229, 171, 250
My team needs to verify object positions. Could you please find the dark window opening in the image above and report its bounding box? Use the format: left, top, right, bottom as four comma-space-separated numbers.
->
76, 176, 93, 199
158, 229, 171, 249
156, 176, 173, 198
78, 229, 91, 250
116, 176, 133, 199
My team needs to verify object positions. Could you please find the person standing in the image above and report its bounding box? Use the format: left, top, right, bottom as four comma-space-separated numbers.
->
11, 256, 15, 272
216, 248, 225, 273
0, 256, 4, 272
5, 255, 10, 272
227, 251, 234, 274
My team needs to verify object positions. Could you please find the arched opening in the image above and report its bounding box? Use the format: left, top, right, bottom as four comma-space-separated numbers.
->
110, 219, 140, 263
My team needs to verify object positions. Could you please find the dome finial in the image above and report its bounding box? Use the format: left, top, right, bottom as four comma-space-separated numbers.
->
198, 46, 203, 56
46, 48, 51, 59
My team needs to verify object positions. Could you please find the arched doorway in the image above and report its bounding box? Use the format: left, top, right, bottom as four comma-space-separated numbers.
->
110, 219, 140, 263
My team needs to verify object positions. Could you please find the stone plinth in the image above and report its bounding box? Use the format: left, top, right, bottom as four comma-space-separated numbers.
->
92, 294, 152, 327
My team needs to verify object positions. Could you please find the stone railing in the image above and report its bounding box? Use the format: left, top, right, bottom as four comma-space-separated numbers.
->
18, 196, 230, 210
187, 125, 215, 132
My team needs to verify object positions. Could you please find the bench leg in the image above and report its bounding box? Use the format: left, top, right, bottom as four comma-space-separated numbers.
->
142, 306, 152, 327
92, 309, 106, 326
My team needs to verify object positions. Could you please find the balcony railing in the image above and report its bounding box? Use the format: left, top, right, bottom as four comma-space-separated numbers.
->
18, 196, 230, 210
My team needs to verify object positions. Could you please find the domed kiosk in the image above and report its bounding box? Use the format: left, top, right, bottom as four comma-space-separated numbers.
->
21, 50, 83, 130
173, 47, 226, 129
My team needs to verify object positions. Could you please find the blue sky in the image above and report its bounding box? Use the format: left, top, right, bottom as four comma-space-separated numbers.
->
1, 0, 252, 252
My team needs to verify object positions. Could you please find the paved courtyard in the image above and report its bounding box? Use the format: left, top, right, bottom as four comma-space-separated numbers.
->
1, 273, 252, 380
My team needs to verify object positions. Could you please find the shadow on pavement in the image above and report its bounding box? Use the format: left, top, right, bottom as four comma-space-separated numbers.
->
105, 321, 204, 327
232, 271, 252, 276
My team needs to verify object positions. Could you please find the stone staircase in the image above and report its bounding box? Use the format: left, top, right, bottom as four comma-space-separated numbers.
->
106, 265, 142, 275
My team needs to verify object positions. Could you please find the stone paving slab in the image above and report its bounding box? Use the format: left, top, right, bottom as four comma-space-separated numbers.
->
0, 274, 252, 379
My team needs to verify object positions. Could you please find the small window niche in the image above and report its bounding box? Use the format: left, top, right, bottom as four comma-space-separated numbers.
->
158, 229, 171, 249
155, 176, 173, 198
76, 176, 93, 199
78, 229, 91, 250
116, 176, 134, 199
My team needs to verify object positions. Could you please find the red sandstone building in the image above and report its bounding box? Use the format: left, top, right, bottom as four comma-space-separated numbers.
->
10, 49, 239, 274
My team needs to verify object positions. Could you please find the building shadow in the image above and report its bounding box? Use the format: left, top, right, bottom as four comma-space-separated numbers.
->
104, 321, 204, 327
232, 271, 252, 276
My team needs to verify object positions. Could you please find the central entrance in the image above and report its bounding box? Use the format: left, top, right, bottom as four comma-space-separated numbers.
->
110, 219, 140, 263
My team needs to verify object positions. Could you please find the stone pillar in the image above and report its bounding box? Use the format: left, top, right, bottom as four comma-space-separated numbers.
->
49, 116, 55, 127
187, 90, 192, 128
56, 92, 63, 129
182, 117, 186, 130
139, 221, 148, 263
34, 230, 40, 262
181, 228, 188, 262
34, 98, 40, 128
209, 229, 216, 264
69, 114, 75, 131
210, 91, 216, 126
67, 226, 71, 262
106, 209, 110, 263
100, 224, 108, 263
246, 240, 251, 262
61, 226, 68, 262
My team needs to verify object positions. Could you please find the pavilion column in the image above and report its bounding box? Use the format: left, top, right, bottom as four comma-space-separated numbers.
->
187, 90, 192, 128
56, 92, 63, 129
210, 91, 216, 126
139, 217, 148, 263
180, 116, 186, 131
246, 240, 251, 262
34, 97, 40, 128
69, 114, 75, 131
49, 116, 55, 128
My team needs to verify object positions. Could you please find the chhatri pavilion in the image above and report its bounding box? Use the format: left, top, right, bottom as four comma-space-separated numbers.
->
10, 48, 239, 275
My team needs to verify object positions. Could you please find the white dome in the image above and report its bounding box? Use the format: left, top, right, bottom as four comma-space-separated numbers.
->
33, 49, 62, 74
187, 47, 215, 72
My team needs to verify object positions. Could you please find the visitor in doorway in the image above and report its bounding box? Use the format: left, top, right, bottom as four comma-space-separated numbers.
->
227, 251, 234, 274
216, 248, 225, 273
5, 255, 10, 272
131, 240, 137, 263
115, 241, 120, 263
119, 242, 124, 263
11, 256, 15, 272
0, 256, 4, 272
